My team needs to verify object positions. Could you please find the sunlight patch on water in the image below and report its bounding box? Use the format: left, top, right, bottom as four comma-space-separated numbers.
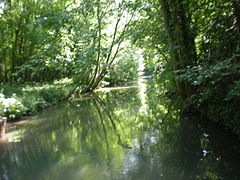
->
137, 50, 148, 114
138, 77, 148, 114
5, 129, 25, 142
95, 86, 138, 92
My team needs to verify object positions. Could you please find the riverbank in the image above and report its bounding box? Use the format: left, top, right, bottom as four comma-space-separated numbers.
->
0, 78, 73, 122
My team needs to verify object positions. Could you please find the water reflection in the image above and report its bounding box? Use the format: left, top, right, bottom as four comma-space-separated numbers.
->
0, 79, 240, 180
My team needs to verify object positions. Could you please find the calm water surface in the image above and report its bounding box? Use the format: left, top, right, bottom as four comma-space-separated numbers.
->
1, 78, 240, 180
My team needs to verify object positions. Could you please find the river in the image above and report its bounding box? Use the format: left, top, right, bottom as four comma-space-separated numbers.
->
1, 77, 240, 180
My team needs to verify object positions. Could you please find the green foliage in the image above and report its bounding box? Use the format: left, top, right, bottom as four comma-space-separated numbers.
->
226, 79, 240, 101
191, 0, 239, 64
177, 54, 240, 102
105, 46, 139, 86
0, 0, 71, 82
0, 0, 139, 95
128, 0, 174, 89
129, 0, 240, 133
0, 0, 239, 134
0, 78, 73, 120
176, 53, 240, 133
0, 94, 4, 117
34, 87, 65, 104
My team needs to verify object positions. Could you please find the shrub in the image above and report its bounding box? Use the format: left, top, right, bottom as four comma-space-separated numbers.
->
37, 87, 65, 104
0, 94, 27, 120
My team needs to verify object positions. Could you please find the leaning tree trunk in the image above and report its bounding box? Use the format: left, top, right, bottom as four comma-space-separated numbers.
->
159, 0, 197, 99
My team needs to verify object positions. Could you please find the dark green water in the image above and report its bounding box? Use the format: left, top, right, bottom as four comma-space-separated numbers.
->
1, 78, 240, 180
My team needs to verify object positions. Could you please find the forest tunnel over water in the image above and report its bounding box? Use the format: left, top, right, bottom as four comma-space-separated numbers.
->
1, 0, 240, 179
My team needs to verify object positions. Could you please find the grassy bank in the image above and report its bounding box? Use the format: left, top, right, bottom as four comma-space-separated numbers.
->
0, 78, 73, 121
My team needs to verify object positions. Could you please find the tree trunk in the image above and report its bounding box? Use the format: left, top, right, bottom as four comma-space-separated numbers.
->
159, 0, 197, 99
232, 1, 240, 55
233, 1, 240, 33
10, 28, 20, 83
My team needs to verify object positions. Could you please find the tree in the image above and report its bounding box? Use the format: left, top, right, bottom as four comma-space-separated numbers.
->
159, 0, 197, 98
67, 0, 137, 97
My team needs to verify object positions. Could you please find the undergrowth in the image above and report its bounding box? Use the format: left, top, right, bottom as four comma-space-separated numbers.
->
0, 78, 73, 121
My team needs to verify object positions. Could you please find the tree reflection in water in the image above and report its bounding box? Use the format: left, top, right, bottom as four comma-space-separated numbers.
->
1, 80, 240, 180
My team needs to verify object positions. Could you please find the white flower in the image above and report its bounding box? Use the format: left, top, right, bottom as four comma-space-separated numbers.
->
2, 98, 18, 108
9, 114, 16, 119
